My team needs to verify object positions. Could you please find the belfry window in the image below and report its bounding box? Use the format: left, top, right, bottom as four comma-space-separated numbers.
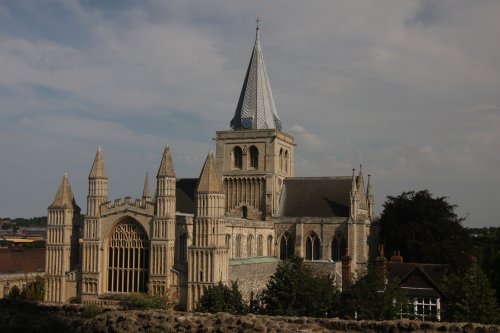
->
249, 146, 259, 169
233, 146, 243, 169
332, 235, 347, 261
279, 148, 283, 171
279, 233, 294, 260
305, 233, 321, 261
284, 150, 289, 173
107, 219, 149, 293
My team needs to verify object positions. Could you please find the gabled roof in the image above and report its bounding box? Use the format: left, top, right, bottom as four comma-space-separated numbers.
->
230, 26, 282, 131
279, 177, 352, 217
196, 152, 222, 193
89, 146, 108, 179
49, 174, 80, 211
157, 145, 176, 178
387, 262, 448, 297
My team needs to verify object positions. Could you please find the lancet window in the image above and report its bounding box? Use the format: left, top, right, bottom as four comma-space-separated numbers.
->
279, 233, 294, 260
305, 233, 321, 261
233, 146, 243, 169
331, 235, 347, 261
249, 145, 259, 169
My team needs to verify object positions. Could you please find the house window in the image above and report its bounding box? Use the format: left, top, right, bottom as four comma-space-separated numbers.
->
399, 297, 441, 321
233, 146, 243, 169
249, 146, 259, 169
306, 233, 321, 261
332, 236, 347, 261
279, 233, 294, 260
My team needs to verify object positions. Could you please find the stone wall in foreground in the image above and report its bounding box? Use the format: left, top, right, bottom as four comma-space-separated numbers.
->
0, 300, 499, 333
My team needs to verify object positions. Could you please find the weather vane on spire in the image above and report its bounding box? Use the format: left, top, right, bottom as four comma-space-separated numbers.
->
256, 16, 260, 30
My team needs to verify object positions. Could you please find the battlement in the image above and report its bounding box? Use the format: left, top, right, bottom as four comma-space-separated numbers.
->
100, 196, 154, 217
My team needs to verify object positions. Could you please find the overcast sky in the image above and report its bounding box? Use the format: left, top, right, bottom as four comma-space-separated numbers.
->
0, 0, 499, 227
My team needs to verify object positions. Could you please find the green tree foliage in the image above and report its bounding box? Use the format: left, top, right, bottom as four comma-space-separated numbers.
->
341, 268, 405, 320
124, 293, 172, 310
196, 281, 246, 314
469, 227, 500, 304
260, 256, 340, 317
443, 263, 499, 324
20, 276, 45, 301
380, 190, 472, 272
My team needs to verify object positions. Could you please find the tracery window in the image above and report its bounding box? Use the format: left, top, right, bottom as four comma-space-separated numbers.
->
279, 233, 294, 260
233, 146, 243, 169
247, 235, 254, 257
331, 235, 347, 261
249, 146, 259, 169
305, 233, 321, 261
107, 219, 149, 293
257, 235, 263, 256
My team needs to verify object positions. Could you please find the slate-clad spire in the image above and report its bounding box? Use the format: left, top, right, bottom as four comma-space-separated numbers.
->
50, 173, 80, 210
157, 145, 176, 178
142, 172, 151, 200
89, 146, 107, 179
230, 21, 282, 131
196, 151, 222, 193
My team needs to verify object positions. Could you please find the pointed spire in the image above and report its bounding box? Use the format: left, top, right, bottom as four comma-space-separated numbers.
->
366, 174, 373, 198
351, 168, 357, 194
230, 20, 282, 131
142, 172, 151, 200
50, 174, 80, 210
89, 146, 108, 179
357, 164, 366, 199
196, 151, 222, 193
157, 145, 176, 178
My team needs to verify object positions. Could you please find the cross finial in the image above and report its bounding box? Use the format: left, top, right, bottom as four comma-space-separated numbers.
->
256, 16, 260, 30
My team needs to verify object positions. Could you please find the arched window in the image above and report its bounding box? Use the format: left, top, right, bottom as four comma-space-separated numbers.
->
242, 206, 248, 219
247, 235, 253, 257
267, 235, 273, 256
235, 235, 242, 258
305, 233, 321, 261
107, 219, 149, 293
225, 234, 230, 248
284, 150, 289, 173
279, 233, 294, 260
331, 235, 347, 261
279, 148, 283, 171
249, 146, 259, 169
257, 235, 263, 256
179, 234, 187, 262
233, 146, 243, 169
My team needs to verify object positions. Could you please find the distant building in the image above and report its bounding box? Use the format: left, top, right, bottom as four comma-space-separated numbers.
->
45, 24, 377, 309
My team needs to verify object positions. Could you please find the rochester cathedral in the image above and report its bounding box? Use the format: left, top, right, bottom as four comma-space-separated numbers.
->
44, 26, 377, 310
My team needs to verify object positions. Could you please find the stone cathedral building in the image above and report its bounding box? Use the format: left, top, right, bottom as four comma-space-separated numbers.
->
45, 26, 377, 310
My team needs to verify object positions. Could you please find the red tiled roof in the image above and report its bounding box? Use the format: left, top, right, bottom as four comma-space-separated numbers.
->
0, 247, 45, 273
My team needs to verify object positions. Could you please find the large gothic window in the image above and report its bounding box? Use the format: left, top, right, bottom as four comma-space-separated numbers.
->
233, 146, 243, 169
249, 146, 259, 169
331, 235, 347, 261
279, 233, 294, 260
305, 233, 321, 261
107, 219, 149, 293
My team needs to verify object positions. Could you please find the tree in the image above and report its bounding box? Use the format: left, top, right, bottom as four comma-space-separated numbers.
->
260, 255, 340, 317
341, 268, 405, 320
443, 263, 499, 324
196, 281, 246, 314
20, 276, 45, 301
380, 190, 472, 271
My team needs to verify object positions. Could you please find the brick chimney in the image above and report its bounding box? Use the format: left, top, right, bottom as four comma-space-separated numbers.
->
390, 250, 403, 263
341, 248, 351, 292
375, 245, 387, 289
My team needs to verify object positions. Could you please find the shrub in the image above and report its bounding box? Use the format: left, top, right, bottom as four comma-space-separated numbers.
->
20, 276, 45, 301
81, 304, 103, 318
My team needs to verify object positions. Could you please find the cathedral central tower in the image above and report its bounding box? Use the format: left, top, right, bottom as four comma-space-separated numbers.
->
215, 23, 294, 219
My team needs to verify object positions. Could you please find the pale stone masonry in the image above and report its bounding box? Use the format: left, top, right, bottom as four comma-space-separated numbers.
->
45, 25, 377, 309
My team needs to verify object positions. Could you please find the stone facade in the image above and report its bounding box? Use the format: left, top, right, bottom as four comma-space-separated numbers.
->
44, 26, 377, 309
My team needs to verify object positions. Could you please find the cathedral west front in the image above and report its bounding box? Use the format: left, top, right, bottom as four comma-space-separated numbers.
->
44, 24, 377, 310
